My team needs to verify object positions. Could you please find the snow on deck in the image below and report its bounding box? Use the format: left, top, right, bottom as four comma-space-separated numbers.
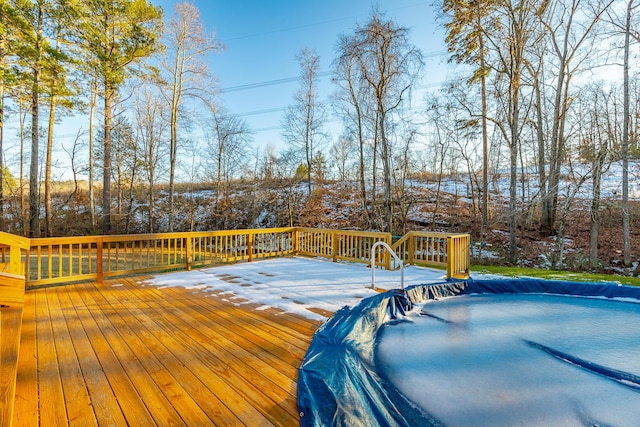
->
141, 256, 448, 321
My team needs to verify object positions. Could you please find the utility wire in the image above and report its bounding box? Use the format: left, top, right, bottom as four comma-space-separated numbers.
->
220, 50, 445, 94
236, 107, 286, 117
221, 71, 332, 93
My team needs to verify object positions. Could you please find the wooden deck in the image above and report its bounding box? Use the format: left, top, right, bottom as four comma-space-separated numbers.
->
12, 275, 323, 426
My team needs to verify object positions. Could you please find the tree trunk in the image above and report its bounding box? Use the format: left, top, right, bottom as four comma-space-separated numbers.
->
508, 71, 521, 263
589, 163, 602, 266
215, 116, 222, 208
29, 73, 40, 238
125, 146, 137, 234
349, 77, 369, 229
148, 123, 155, 233
305, 88, 312, 195
542, 59, 567, 234
477, 8, 489, 240
533, 72, 547, 230
89, 79, 97, 230
102, 84, 113, 235
19, 98, 26, 234
168, 101, 177, 232
589, 94, 608, 267
379, 107, 392, 233
29, 7, 44, 238
45, 94, 55, 236
371, 110, 379, 230
622, 0, 632, 267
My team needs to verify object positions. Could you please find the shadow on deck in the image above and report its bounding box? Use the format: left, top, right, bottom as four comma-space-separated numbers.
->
13, 275, 322, 426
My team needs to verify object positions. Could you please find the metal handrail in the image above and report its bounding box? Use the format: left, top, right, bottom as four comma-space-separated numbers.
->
371, 241, 404, 289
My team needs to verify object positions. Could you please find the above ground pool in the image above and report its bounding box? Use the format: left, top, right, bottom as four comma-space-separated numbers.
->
297, 279, 640, 427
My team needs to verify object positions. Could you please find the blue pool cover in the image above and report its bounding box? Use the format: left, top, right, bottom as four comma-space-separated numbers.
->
296, 278, 640, 426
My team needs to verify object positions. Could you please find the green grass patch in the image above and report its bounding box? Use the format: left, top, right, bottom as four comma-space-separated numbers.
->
472, 265, 640, 287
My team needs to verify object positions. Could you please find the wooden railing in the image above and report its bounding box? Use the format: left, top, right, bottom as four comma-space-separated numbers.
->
26, 228, 297, 286
0, 232, 30, 427
296, 228, 392, 268
446, 233, 471, 279
391, 231, 470, 279
0, 227, 471, 287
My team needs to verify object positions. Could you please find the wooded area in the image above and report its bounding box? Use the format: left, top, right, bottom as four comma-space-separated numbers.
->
0, 0, 638, 272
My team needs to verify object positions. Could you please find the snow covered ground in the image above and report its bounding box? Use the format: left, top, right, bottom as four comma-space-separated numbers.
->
141, 256, 454, 321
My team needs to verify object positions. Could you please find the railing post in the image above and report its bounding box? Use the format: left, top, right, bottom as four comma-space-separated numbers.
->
248, 233, 254, 262
185, 236, 192, 271
25, 247, 30, 283
9, 246, 22, 276
96, 237, 103, 284
409, 232, 415, 266
332, 231, 338, 263
384, 234, 391, 270
447, 236, 456, 279
293, 228, 299, 256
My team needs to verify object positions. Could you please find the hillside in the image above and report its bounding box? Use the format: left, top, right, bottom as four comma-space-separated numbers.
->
3, 161, 638, 276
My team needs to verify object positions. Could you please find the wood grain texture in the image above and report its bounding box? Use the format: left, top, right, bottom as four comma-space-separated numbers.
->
12, 276, 323, 426
0, 306, 23, 427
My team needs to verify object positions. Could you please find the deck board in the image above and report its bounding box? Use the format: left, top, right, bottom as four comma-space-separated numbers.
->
56, 287, 119, 427
35, 290, 68, 425
13, 275, 323, 426
13, 291, 39, 425
46, 289, 96, 427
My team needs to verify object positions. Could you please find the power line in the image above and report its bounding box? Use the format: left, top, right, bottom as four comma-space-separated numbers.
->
424, 50, 447, 59
220, 49, 445, 94
236, 107, 286, 117
254, 126, 283, 132
221, 71, 332, 93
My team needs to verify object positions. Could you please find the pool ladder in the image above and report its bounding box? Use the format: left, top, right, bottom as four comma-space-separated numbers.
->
370, 241, 404, 290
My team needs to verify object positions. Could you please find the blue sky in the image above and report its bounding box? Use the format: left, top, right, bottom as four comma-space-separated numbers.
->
153, 0, 452, 150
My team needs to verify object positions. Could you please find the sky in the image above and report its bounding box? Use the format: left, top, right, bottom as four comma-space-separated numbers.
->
151, 0, 452, 152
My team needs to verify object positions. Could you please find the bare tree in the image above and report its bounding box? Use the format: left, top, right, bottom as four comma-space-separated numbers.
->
575, 85, 613, 267
207, 106, 251, 207
333, 33, 375, 228
134, 83, 167, 233
330, 137, 355, 183
282, 47, 327, 194
425, 92, 455, 229
349, 13, 423, 233
538, 0, 614, 235
160, 1, 223, 232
